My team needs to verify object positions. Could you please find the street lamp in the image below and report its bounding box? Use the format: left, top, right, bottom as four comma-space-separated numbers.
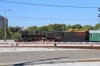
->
0, 9, 11, 44
98, 8, 100, 22
98, 8, 100, 42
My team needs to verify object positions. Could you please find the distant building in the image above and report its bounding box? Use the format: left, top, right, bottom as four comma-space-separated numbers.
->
0, 15, 8, 29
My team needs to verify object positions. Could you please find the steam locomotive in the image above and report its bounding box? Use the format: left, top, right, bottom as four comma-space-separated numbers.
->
20, 30, 89, 42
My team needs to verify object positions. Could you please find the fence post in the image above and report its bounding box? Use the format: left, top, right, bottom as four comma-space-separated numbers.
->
45, 42, 47, 46
37, 42, 39, 47
30, 42, 31, 46
22, 42, 23, 46
76, 42, 77, 46
54, 42, 57, 49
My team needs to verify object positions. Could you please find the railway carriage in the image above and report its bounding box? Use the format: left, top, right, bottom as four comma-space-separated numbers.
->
89, 30, 100, 42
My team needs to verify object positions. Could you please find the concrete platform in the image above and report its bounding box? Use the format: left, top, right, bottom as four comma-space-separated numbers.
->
0, 48, 100, 66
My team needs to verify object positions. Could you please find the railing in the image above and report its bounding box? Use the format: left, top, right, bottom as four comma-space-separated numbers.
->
18, 42, 100, 44
0, 42, 100, 47
0, 42, 100, 44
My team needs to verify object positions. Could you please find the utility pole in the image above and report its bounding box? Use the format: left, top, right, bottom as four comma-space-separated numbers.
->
98, 8, 100, 42
0, 9, 11, 44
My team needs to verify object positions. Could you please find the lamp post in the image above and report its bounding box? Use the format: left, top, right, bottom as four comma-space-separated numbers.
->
98, 8, 100, 42
0, 9, 11, 44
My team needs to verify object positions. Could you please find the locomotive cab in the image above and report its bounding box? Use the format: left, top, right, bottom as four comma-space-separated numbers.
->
53, 31, 63, 41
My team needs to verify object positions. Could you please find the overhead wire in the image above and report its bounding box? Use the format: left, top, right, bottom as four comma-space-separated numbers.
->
8, 17, 64, 19
0, 0, 99, 21
7, 17, 98, 21
0, 0, 100, 8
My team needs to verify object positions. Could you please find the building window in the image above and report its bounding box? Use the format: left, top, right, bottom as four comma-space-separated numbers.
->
90, 34, 93, 37
99, 34, 100, 37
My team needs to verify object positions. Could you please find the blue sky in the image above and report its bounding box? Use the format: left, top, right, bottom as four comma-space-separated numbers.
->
0, 0, 100, 28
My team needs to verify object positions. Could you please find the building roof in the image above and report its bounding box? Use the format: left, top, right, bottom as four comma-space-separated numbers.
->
0, 15, 5, 20
89, 30, 100, 33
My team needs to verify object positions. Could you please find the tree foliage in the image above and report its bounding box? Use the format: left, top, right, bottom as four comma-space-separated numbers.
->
82, 25, 93, 30
94, 23, 100, 30
72, 24, 82, 29
0, 23, 100, 39
66, 24, 72, 29
27, 26, 37, 31
11, 32, 20, 39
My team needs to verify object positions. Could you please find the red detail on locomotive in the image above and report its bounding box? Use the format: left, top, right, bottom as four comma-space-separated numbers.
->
76, 32, 86, 36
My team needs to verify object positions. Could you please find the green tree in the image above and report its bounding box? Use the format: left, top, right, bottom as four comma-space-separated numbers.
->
7, 26, 21, 39
0, 22, 5, 39
11, 32, 20, 39
47, 26, 54, 31
49, 24, 66, 31
60, 24, 66, 31
94, 23, 100, 30
72, 24, 82, 29
6, 30, 13, 39
38, 26, 48, 31
0, 26, 14, 39
66, 24, 71, 30
8, 26, 12, 31
0, 30, 4, 39
27, 26, 37, 31
82, 25, 93, 30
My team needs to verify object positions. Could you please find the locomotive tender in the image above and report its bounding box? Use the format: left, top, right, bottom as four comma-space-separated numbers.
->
20, 30, 90, 42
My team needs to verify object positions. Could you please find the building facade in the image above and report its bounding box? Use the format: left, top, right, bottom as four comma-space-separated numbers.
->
0, 15, 8, 30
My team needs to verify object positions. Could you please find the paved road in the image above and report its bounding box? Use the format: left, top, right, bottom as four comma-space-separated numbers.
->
0, 49, 100, 64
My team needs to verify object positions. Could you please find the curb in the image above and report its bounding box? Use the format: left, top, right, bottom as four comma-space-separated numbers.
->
1, 59, 100, 66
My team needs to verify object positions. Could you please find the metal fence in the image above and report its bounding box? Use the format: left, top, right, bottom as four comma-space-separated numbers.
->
0, 42, 100, 44
17, 42, 100, 44
0, 41, 100, 47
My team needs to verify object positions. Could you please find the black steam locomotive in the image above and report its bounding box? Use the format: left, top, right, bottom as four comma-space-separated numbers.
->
20, 30, 89, 42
